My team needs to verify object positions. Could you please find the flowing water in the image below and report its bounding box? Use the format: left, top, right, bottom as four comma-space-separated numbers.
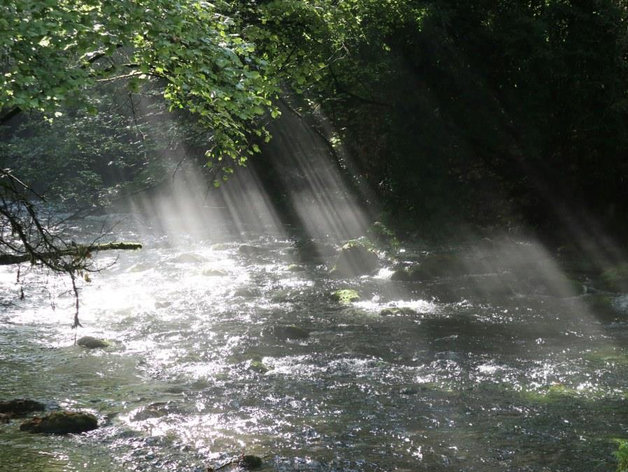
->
1, 214, 628, 472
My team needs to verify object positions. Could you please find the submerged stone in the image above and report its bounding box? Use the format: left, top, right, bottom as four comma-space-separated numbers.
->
331, 289, 360, 304
390, 269, 412, 282
239, 245, 266, 256
248, 360, 269, 374
77, 336, 108, 349
20, 411, 98, 434
263, 325, 310, 340
380, 307, 418, 316
130, 402, 181, 422
234, 287, 261, 298
0, 399, 45, 417
239, 455, 262, 470
330, 242, 379, 277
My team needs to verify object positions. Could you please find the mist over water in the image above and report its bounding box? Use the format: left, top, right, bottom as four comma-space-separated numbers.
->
1, 113, 628, 472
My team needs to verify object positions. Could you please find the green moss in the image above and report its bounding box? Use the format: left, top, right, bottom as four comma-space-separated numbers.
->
248, 360, 269, 374
287, 264, 306, 272
585, 347, 628, 367
602, 263, 628, 291
332, 289, 360, 304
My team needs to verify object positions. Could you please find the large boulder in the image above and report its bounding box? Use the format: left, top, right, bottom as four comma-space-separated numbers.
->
331, 242, 379, 277
20, 411, 98, 435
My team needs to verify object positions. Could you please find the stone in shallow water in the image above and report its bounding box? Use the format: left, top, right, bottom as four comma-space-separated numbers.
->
331, 289, 360, 304
380, 307, 418, 316
20, 411, 98, 434
0, 399, 45, 416
77, 336, 108, 349
331, 243, 379, 277
263, 325, 310, 340
239, 245, 266, 256
239, 455, 262, 470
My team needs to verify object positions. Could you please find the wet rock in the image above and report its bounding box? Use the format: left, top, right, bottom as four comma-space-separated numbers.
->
0, 399, 45, 417
239, 455, 263, 470
380, 307, 418, 316
239, 245, 266, 256
77, 336, 108, 349
169, 253, 207, 263
263, 325, 310, 340
130, 402, 179, 421
234, 287, 261, 298
290, 239, 336, 264
331, 289, 360, 304
248, 360, 269, 374
20, 411, 98, 434
390, 269, 412, 282
330, 242, 379, 277
600, 263, 628, 292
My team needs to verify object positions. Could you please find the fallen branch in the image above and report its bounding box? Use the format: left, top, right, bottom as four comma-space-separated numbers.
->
0, 242, 143, 266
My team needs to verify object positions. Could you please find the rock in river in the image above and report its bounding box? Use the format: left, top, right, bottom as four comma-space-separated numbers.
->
239, 455, 263, 470
0, 399, 45, 417
263, 325, 310, 340
20, 411, 98, 434
77, 336, 109, 349
330, 242, 379, 277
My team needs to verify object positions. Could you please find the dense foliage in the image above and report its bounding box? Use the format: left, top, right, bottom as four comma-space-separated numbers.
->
2, 0, 628, 238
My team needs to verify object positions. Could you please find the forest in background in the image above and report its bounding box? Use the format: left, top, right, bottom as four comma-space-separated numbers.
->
2, 0, 628, 245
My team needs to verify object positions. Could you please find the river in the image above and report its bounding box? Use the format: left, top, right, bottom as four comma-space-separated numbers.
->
1, 213, 628, 472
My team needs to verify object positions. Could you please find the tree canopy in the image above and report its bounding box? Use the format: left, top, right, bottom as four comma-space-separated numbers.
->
0, 0, 283, 166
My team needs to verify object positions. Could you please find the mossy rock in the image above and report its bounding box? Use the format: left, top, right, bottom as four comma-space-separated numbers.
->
263, 325, 310, 340
331, 289, 360, 304
0, 399, 45, 417
248, 360, 269, 374
368, 221, 399, 250
20, 411, 98, 435
380, 307, 418, 316
330, 243, 379, 277
600, 263, 628, 292
77, 336, 108, 349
